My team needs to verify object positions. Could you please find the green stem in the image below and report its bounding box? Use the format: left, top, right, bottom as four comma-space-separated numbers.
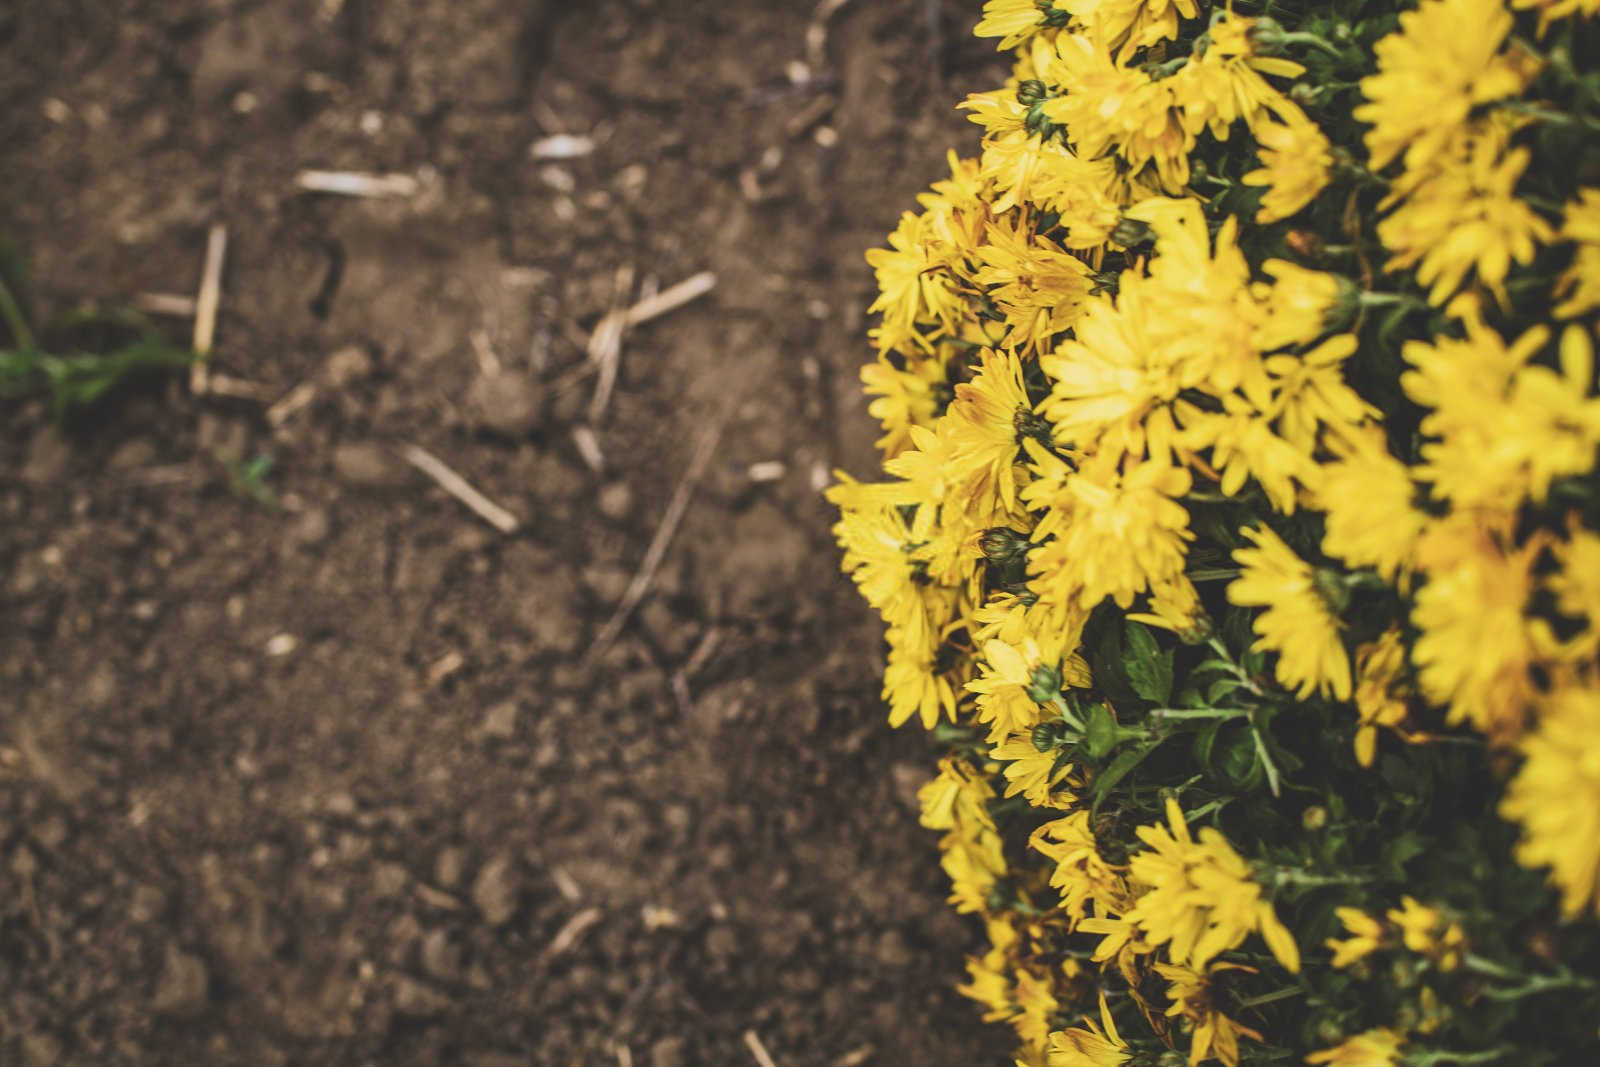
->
1049, 694, 1086, 734
1463, 954, 1598, 1000
1498, 100, 1600, 132
1235, 986, 1305, 1010
1267, 867, 1367, 889
1149, 706, 1249, 721
1278, 31, 1344, 60
1188, 567, 1242, 582
0, 275, 34, 351
1406, 1047, 1518, 1067
1249, 711, 1283, 797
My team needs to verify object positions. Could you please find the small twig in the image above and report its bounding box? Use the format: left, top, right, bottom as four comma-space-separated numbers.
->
294, 170, 418, 198
613, 1044, 634, 1067
623, 271, 716, 328
206, 373, 273, 402
266, 382, 317, 427
134, 292, 197, 318
744, 1030, 780, 1067
551, 866, 583, 903
684, 627, 724, 679
833, 1048, 874, 1067
543, 907, 603, 959
586, 418, 726, 666
571, 425, 606, 473
586, 264, 636, 423
399, 443, 520, 534
785, 93, 839, 139
191, 223, 227, 393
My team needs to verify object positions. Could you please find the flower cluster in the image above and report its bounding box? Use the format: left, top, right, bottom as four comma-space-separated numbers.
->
832, 2, 1600, 1064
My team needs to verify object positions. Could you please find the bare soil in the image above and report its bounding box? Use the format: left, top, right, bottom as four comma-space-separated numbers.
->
0, 1, 1014, 1064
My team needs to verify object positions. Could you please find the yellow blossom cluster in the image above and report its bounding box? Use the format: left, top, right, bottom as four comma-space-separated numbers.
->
833, 0, 1600, 1063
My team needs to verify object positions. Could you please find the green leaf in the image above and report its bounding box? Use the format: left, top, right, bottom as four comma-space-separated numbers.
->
1379, 830, 1428, 882
1091, 741, 1157, 813
1123, 621, 1174, 703
1085, 702, 1117, 760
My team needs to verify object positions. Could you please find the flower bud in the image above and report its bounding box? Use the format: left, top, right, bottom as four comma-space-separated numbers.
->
1026, 662, 1064, 705
980, 527, 1031, 566
1301, 806, 1328, 831
1016, 79, 1048, 107
1111, 216, 1153, 248
1246, 15, 1288, 54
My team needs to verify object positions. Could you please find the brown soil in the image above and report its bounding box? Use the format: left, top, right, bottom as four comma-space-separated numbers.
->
0, 1, 1014, 1064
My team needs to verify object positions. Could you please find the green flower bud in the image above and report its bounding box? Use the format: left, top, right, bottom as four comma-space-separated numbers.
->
1247, 15, 1288, 53
1111, 216, 1153, 249
980, 527, 1031, 567
1016, 79, 1048, 107
1026, 662, 1063, 705
1302, 806, 1329, 831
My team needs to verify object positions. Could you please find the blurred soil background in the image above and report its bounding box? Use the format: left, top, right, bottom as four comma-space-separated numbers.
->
0, 1, 1014, 1064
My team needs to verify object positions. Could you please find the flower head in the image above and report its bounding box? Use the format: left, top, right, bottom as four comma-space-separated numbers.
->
1228, 525, 1351, 702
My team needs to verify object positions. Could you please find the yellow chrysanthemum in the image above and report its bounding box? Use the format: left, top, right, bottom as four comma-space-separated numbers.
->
1227, 524, 1352, 702
1325, 907, 1386, 969
1171, 16, 1305, 142
1242, 107, 1333, 223
1305, 1028, 1406, 1067
1315, 429, 1426, 582
1354, 0, 1536, 173
861, 353, 949, 457
1377, 120, 1554, 307
1119, 797, 1301, 974
1351, 627, 1412, 768
1409, 517, 1541, 740
1059, 0, 1199, 59
1155, 961, 1265, 1067
1556, 188, 1600, 318
1252, 259, 1348, 352
975, 0, 1055, 50
1044, 993, 1131, 1067
1031, 811, 1127, 921
1024, 445, 1195, 611
976, 220, 1095, 354
1386, 896, 1465, 972
1500, 684, 1600, 916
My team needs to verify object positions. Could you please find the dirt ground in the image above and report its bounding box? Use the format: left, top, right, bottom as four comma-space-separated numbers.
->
0, 1, 1016, 1064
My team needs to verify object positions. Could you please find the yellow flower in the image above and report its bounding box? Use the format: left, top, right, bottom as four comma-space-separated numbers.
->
1546, 519, 1600, 664
1023, 446, 1195, 612
1377, 119, 1554, 307
1402, 313, 1600, 513
1305, 1028, 1405, 1067
1315, 430, 1426, 583
1511, 0, 1600, 35
1354, 0, 1535, 173
947, 348, 1037, 513
1252, 259, 1348, 352
1227, 524, 1352, 702
975, 220, 1095, 354
1155, 961, 1265, 1067
1119, 797, 1301, 974
1031, 811, 1125, 921
968, 635, 1080, 743
866, 208, 969, 355
1171, 17, 1305, 142
1059, 0, 1200, 59
1044, 992, 1131, 1067
1243, 107, 1334, 223
1409, 517, 1541, 740
1500, 684, 1600, 916
1386, 896, 1465, 972
993, 731, 1078, 808
1555, 188, 1600, 318
975, 0, 1054, 50
1352, 628, 1413, 768
1325, 907, 1386, 968
1261, 334, 1374, 454
884, 634, 959, 729
861, 353, 949, 457
1039, 33, 1192, 190
920, 756, 998, 833
1181, 406, 1319, 517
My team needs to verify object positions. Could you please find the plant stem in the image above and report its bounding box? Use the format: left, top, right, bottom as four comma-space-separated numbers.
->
1235, 986, 1305, 1009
